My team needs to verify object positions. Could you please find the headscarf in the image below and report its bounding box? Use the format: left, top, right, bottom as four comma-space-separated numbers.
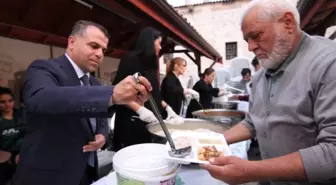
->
130, 27, 161, 69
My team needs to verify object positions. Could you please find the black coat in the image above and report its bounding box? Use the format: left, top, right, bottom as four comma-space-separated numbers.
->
112, 54, 166, 151
161, 73, 185, 115
112, 27, 165, 151
186, 79, 219, 118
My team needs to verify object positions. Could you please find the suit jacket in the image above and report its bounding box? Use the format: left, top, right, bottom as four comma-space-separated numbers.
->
13, 55, 112, 185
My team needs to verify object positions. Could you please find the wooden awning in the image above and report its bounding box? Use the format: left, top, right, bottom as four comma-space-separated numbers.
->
0, 0, 222, 63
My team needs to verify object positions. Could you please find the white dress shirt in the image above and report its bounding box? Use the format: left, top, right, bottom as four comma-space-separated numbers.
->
65, 53, 113, 106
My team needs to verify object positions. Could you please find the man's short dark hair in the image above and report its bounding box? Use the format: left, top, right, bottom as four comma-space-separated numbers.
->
0, 87, 14, 98
70, 20, 109, 39
251, 57, 259, 67
241, 68, 251, 76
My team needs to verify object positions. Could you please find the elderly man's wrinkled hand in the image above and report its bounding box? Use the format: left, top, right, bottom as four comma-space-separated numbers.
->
112, 75, 152, 105
200, 156, 256, 185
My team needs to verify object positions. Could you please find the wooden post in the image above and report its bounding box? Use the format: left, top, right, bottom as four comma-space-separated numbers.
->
195, 52, 201, 75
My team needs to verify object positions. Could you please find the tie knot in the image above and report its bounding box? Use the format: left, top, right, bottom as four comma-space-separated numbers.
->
81, 75, 90, 86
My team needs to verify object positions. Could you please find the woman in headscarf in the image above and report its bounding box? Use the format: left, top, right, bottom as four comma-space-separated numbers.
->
186, 68, 225, 118
161, 57, 199, 115
112, 27, 180, 151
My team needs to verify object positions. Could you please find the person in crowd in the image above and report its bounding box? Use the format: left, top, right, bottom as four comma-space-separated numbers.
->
201, 1, 336, 185
161, 57, 199, 115
13, 20, 152, 185
233, 68, 251, 94
186, 67, 225, 118
0, 87, 25, 184
0, 87, 25, 165
251, 56, 261, 72
231, 68, 252, 101
112, 27, 180, 152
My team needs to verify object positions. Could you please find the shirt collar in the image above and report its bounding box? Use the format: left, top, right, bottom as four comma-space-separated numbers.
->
65, 53, 90, 79
265, 32, 307, 77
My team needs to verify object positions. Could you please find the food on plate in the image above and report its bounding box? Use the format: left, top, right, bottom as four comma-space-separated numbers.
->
199, 138, 224, 145
198, 146, 222, 161
173, 136, 194, 149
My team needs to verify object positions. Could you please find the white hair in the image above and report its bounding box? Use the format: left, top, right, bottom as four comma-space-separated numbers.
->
241, 0, 301, 29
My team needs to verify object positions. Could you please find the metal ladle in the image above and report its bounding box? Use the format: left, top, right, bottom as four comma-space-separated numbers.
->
194, 99, 209, 115
133, 72, 192, 158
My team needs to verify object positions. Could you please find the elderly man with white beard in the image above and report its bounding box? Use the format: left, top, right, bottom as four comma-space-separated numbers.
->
201, 0, 336, 185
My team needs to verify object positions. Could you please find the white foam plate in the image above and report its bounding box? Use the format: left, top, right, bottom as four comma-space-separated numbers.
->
164, 131, 232, 165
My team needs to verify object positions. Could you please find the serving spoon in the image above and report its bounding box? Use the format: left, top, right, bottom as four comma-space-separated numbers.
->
194, 99, 209, 115
133, 72, 192, 158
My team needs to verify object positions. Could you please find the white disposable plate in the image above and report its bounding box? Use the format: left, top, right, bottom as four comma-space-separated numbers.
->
164, 131, 232, 165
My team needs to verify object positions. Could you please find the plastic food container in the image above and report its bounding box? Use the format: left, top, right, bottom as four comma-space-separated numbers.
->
164, 131, 232, 165
113, 143, 180, 185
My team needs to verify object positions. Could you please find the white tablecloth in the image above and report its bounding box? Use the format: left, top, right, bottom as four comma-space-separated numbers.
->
92, 140, 250, 185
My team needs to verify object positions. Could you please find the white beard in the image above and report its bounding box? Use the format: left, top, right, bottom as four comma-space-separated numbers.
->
259, 31, 293, 69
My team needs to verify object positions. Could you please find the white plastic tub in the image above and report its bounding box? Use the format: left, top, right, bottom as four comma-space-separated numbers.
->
113, 143, 180, 185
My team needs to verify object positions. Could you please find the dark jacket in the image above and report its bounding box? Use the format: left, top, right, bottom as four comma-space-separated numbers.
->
0, 108, 26, 153
161, 73, 185, 115
186, 79, 219, 118
112, 27, 165, 151
13, 55, 111, 185
193, 79, 219, 109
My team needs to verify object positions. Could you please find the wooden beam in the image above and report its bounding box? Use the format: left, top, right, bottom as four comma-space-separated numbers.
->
7, 26, 13, 36
42, 35, 49, 44
310, 9, 334, 23
49, 45, 54, 58
305, 22, 319, 30
54, 3, 75, 35
165, 49, 191, 54
306, 9, 336, 35
209, 61, 217, 68
184, 52, 196, 63
301, 0, 326, 29
18, 0, 38, 21
127, 0, 214, 59
328, 10, 336, 25
319, 1, 336, 12
88, 0, 143, 23
195, 52, 201, 75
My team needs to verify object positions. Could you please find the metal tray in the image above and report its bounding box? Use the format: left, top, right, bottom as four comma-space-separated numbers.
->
146, 118, 230, 144
192, 109, 246, 125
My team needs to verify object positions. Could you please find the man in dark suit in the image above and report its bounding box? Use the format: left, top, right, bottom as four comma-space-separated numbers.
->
13, 20, 152, 185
